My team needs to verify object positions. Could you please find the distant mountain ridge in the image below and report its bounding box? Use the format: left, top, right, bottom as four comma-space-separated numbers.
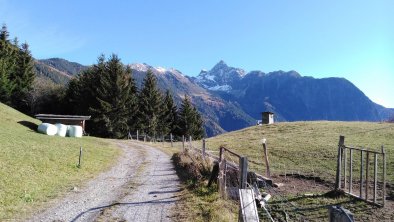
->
191, 61, 393, 123
34, 58, 88, 84
34, 58, 394, 137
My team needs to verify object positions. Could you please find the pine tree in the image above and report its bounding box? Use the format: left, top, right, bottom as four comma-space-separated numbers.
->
137, 69, 162, 138
0, 24, 17, 104
66, 54, 137, 138
157, 90, 178, 137
0, 24, 35, 110
11, 42, 35, 112
177, 94, 205, 139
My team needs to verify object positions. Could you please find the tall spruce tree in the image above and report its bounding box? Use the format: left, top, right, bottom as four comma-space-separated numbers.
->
157, 90, 178, 137
0, 25, 17, 105
11, 42, 35, 112
137, 69, 162, 137
177, 94, 205, 139
0, 24, 35, 110
66, 54, 137, 138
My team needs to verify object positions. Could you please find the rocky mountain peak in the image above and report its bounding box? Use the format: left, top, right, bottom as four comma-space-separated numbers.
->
194, 61, 246, 92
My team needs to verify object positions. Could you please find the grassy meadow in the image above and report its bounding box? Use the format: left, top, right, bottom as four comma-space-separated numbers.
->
135, 121, 394, 221
0, 103, 120, 220
204, 121, 394, 183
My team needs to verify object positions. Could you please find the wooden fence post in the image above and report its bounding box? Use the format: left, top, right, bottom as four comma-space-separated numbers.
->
344, 147, 347, 190
136, 130, 139, 141
219, 159, 227, 199
144, 134, 146, 142
360, 150, 364, 198
373, 153, 378, 204
189, 135, 192, 149
219, 146, 224, 162
349, 149, 353, 194
262, 138, 271, 178
78, 146, 83, 168
202, 138, 206, 159
366, 152, 370, 200
182, 135, 185, 151
170, 133, 173, 147
382, 146, 386, 206
239, 157, 248, 189
335, 135, 345, 190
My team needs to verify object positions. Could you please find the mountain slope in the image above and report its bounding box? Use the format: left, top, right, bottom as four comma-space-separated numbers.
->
34, 58, 88, 84
129, 63, 255, 136
192, 61, 394, 122
34, 58, 394, 137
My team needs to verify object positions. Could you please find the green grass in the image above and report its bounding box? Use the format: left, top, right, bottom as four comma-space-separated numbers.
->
0, 103, 120, 220
147, 142, 237, 221
205, 121, 394, 183
202, 121, 394, 221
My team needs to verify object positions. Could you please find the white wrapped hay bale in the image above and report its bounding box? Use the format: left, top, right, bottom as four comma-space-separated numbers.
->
68, 125, 83, 138
37, 123, 58, 136
55, 123, 67, 137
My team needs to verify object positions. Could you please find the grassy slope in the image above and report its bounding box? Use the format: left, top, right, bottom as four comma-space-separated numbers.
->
142, 122, 394, 221
0, 103, 120, 220
205, 121, 394, 183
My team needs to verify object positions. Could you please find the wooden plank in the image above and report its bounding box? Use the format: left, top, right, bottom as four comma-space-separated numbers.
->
239, 189, 260, 222
239, 157, 248, 189
223, 147, 242, 158
344, 147, 347, 190
366, 152, 370, 200
170, 133, 173, 147
373, 153, 377, 204
360, 150, 364, 198
343, 146, 383, 154
343, 191, 383, 207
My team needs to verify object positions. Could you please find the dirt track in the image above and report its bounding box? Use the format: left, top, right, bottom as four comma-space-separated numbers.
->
27, 141, 181, 222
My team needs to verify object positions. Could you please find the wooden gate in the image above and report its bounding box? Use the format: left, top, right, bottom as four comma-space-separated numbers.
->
335, 136, 386, 206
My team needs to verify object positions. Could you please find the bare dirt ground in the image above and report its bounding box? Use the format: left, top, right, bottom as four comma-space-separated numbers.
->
27, 141, 181, 222
264, 174, 394, 221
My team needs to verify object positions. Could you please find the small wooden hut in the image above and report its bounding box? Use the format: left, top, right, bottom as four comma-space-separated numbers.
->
262, 112, 274, 124
35, 114, 91, 131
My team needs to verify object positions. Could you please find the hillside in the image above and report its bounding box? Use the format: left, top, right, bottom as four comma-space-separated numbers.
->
205, 121, 394, 183
0, 103, 120, 220
34, 58, 88, 84
130, 63, 255, 136
34, 58, 394, 137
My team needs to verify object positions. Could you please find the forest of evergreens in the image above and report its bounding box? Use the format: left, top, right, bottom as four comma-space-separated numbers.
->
0, 25, 204, 139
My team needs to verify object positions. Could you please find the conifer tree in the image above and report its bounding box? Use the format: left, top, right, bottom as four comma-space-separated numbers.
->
11, 42, 35, 112
177, 94, 205, 139
137, 69, 162, 138
157, 90, 178, 136
66, 54, 137, 138
0, 24, 35, 110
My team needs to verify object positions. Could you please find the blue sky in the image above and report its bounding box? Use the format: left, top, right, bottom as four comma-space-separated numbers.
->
1, 0, 393, 107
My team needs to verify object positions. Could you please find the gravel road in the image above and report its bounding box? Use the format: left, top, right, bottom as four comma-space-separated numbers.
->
27, 141, 181, 222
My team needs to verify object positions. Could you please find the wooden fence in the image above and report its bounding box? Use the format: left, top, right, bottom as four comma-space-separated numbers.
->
335, 135, 386, 207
